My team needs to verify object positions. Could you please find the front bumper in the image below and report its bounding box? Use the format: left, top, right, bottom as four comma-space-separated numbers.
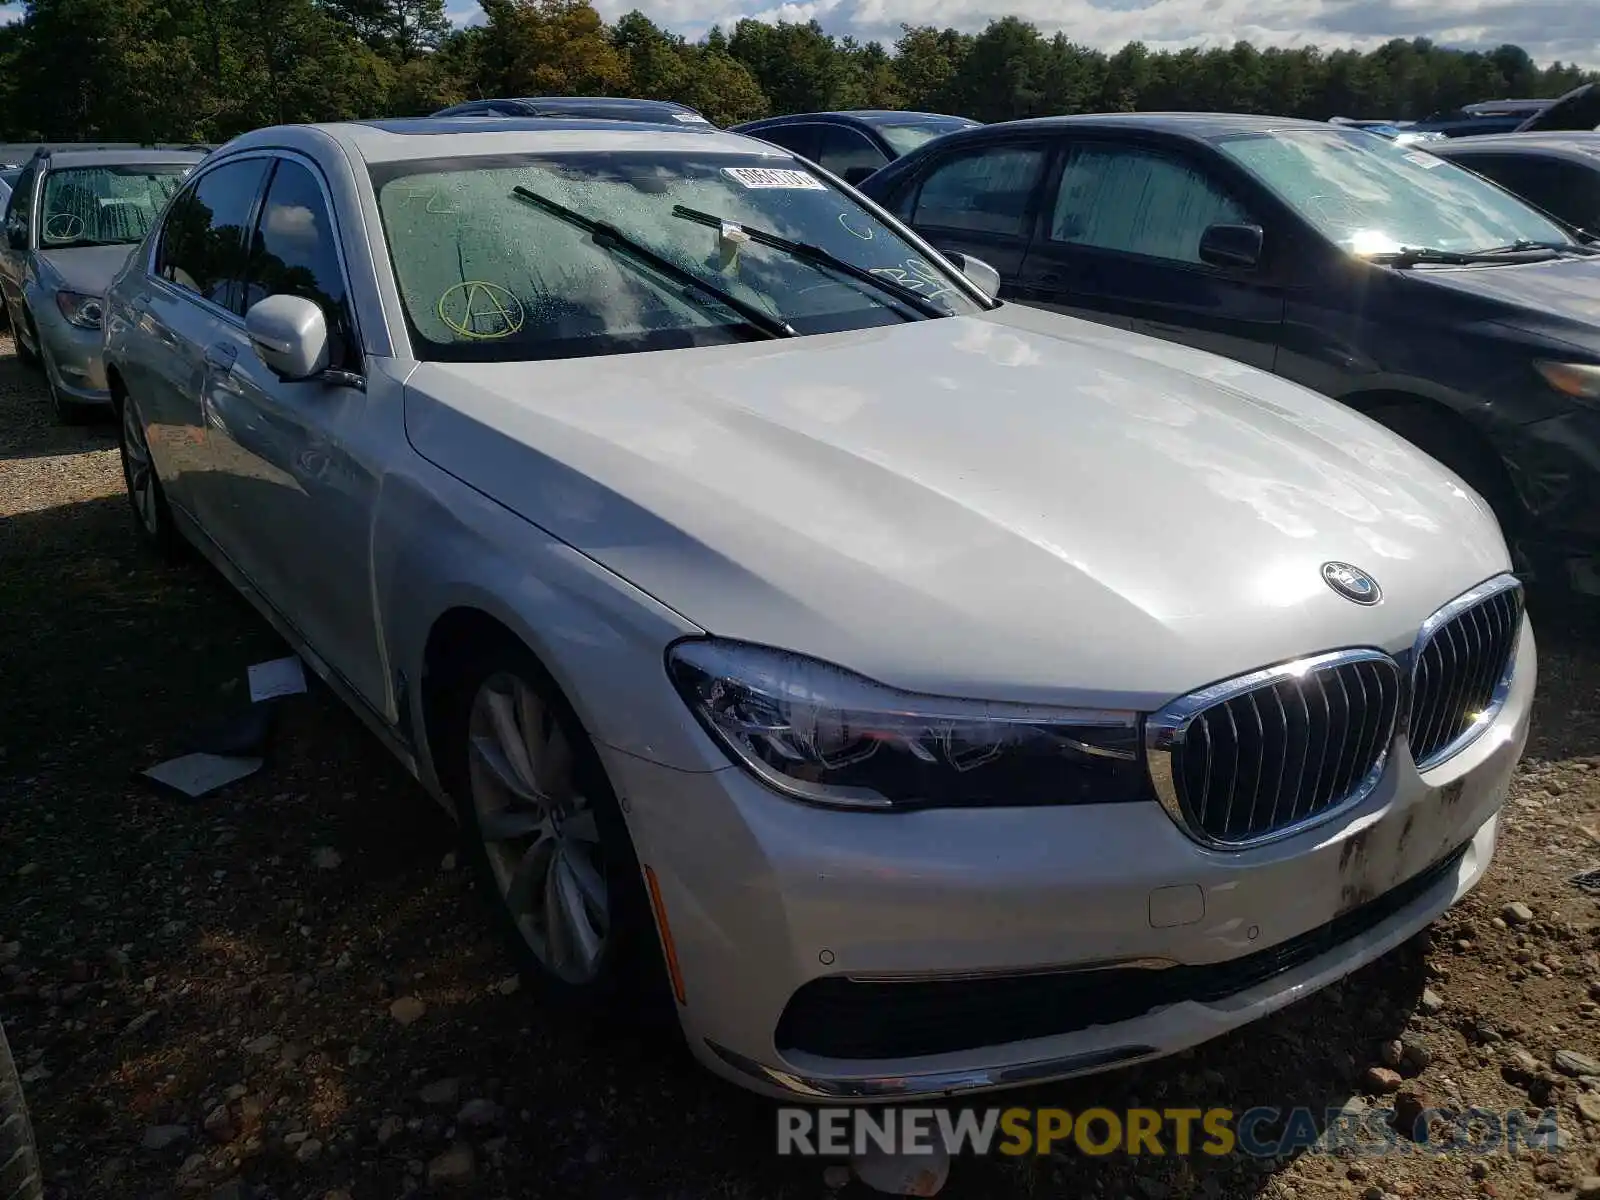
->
606, 621, 1533, 1101
34, 297, 110, 404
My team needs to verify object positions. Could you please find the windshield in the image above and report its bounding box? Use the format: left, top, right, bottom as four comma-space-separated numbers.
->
371, 151, 981, 362
875, 119, 978, 157
39, 164, 189, 248
1216, 127, 1572, 256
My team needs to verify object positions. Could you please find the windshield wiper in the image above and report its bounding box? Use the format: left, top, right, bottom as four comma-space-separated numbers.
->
510, 186, 795, 339
671, 205, 949, 319
1365, 246, 1506, 267
1478, 239, 1600, 257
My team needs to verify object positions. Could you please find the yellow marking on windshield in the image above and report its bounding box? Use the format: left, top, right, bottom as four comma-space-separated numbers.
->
437, 281, 524, 340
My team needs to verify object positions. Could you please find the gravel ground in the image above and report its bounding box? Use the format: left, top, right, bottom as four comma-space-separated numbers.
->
2, 335, 1600, 1200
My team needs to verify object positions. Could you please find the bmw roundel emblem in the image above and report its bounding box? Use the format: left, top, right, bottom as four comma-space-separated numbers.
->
1322, 562, 1382, 605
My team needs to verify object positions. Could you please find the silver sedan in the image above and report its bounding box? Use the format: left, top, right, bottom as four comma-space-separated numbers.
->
0, 147, 202, 421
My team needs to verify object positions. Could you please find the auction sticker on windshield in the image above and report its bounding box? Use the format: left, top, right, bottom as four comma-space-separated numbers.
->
723, 167, 826, 190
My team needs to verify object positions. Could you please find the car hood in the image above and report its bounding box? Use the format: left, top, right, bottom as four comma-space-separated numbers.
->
35, 244, 137, 295
403, 309, 1510, 707
1402, 255, 1600, 351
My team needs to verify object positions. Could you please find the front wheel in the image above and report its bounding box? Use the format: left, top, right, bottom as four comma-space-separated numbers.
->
117, 392, 181, 561
440, 646, 669, 1015
0, 1022, 44, 1200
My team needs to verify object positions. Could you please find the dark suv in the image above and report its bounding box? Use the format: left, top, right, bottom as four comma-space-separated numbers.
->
861, 113, 1600, 593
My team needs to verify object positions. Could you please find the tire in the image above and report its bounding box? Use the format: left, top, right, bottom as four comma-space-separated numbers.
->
436, 640, 672, 1021
116, 391, 182, 562
11, 306, 36, 368
0, 1022, 44, 1200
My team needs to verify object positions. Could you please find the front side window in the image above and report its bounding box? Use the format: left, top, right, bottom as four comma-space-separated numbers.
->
5, 164, 35, 241
372, 150, 983, 363
156, 158, 270, 312
814, 127, 889, 179
40, 164, 189, 249
1217, 128, 1572, 255
748, 124, 821, 161
1048, 144, 1250, 264
1448, 154, 1599, 229
910, 144, 1046, 236
245, 159, 355, 366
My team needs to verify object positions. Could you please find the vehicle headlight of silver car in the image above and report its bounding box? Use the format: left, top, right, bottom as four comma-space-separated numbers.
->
55, 290, 103, 331
667, 638, 1146, 810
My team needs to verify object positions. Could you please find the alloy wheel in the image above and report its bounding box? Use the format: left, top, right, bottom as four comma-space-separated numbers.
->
120, 397, 160, 537
466, 671, 609, 984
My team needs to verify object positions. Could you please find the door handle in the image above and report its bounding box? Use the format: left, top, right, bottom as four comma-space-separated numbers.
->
203, 342, 237, 373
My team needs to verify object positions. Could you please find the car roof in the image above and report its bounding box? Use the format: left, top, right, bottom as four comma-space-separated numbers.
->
38, 148, 208, 169
741, 110, 973, 126
218, 119, 785, 165
985, 111, 1338, 139
1431, 131, 1600, 158
515, 96, 697, 112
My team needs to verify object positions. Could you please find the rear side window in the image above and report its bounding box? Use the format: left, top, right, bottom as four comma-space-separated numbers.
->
157, 158, 270, 313
911, 145, 1047, 236
244, 159, 356, 367
1048, 144, 1250, 264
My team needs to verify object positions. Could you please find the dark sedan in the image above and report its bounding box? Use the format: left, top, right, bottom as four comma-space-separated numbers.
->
731, 110, 979, 184
1430, 133, 1600, 234
432, 96, 714, 127
860, 112, 1600, 594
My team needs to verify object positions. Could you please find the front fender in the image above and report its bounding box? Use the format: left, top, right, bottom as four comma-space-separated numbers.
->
373, 448, 716, 798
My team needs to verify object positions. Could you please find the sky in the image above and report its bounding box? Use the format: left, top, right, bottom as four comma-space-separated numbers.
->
0, 0, 1590, 69
446, 0, 1600, 69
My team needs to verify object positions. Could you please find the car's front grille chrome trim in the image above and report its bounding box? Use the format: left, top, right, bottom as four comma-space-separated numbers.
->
1148, 649, 1402, 850
1407, 575, 1523, 772
1148, 573, 1523, 851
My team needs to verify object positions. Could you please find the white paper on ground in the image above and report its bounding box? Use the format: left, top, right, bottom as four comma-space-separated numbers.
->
247, 655, 307, 703
142, 753, 263, 798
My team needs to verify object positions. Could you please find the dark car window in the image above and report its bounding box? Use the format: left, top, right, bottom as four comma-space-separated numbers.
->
245, 158, 356, 367
815, 126, 889, 180
5, 163, 35, 243
910, 144, 1047, 236
1446, 153, 1600, 229
750, 123, 821, 162
156, 157, 270, 313
1048, 144, 1250, 264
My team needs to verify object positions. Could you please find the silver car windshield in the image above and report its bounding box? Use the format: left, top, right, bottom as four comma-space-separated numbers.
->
1216, 127, 1573, 256
40, 165, 189, 249
370, 151, 980, 363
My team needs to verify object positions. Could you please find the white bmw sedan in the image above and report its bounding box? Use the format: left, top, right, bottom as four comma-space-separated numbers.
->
103, 118, 1533, 1101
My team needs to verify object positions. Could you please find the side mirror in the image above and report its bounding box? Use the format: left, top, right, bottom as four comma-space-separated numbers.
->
245, 294, 329, 381
6, 224, 25, 251
944, 251, 1002, 299
842, 165, 877, 186
1199, 223, 1265, 269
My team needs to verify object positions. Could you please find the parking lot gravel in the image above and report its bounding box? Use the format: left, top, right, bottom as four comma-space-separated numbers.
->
2, 336, 1599, 1200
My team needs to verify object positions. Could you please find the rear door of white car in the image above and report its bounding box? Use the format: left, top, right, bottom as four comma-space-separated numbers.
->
134, 155, 271, 522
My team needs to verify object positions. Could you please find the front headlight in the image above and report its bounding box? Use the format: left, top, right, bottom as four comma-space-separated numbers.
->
667, 638, 1147, 810
1534, 360, 1600, 407
55, 289, 103, 330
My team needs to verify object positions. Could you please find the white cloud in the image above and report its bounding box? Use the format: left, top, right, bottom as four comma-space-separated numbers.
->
451, 0, 1600, 70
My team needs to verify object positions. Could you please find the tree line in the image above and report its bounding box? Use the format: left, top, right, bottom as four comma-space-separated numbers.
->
0, 0, 1594, 143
